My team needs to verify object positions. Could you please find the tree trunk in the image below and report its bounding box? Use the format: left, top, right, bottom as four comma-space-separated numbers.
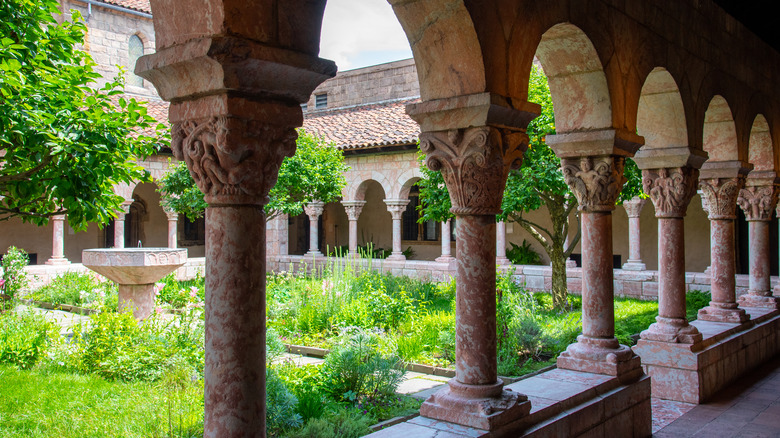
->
550, 245, 568, 310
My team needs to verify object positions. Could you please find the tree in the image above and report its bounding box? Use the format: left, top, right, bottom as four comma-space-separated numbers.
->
0, 0, 162, 229
418, 66, 643, 310
159, 129, 348, 221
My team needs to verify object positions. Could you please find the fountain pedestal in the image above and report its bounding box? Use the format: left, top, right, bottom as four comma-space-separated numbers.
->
82, 248, 188, 319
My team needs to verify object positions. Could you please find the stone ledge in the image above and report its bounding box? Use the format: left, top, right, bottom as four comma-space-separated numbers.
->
366, 369, 650, 437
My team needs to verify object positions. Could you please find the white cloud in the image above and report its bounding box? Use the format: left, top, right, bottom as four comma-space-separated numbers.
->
320, 0, 412, 71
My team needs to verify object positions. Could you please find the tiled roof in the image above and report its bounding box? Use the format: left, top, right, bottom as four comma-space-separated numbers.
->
303, 98, 421, 150
97, 0, 152, 14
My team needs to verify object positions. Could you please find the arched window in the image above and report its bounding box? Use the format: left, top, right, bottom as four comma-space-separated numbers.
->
127, 35, 144, 87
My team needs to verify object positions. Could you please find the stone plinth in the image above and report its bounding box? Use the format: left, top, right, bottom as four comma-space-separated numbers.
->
632, 308, 780, 403
367, 369, 651, 437
82, 248, 187, 319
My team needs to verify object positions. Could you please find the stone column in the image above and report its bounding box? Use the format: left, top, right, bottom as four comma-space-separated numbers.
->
697, 162, 750, 323
113, 200, 133, 249
621, 196, 647, 270
165, 210, 179, 249
137, 28, 335, 436
384, 199, 409, 261
45, 214, 70, 265
638, 165, 703, 344
436, 219, 455, 262
303, 201, 325, 257
550, 151, 641, 377
737, 175, 780, 309
496, 220, 510, 265
409, 95, 538, 430
342, 200, 366, 256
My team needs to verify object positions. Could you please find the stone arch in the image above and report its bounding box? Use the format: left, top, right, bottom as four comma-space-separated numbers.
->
534, 22, 612, 133
748, 114, 775, 172
344, 174, 391, 202
130, 181, 169, 248
702, 95, 739, 162
636, 67, 688, 149
114, 182, 138, 203
395, 168, 423, 200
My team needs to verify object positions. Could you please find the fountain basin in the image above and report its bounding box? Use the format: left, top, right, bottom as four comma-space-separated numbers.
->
82, 248, 188, 319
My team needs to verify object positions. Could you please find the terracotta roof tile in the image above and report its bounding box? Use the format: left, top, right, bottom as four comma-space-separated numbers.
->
303, 98, 421, 150
97, 0, 151, 14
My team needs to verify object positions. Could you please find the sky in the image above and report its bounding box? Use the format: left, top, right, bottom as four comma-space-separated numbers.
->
319, 0, 413, 71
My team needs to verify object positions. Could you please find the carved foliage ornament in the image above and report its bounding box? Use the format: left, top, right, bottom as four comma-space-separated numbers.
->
561, 156, 626, 212
171, 116, 297, 205
419, 127, 528, 215
699, 176, 744, 220
342, 202, 365, 221
738, 184, 778, 221
622, 197, 647, 218
642, 167, 699, 218
303, 202, 325, 219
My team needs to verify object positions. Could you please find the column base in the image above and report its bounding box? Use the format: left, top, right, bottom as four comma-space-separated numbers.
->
640, 317, 703, 344
386, 253, 406, 261
621, 260, 646, 271
420, 379, 531, 430
738, 292, 780, 309
698, 303, 749, 323
304, 250, 323, 258
496, 256, 511, 265
435, 255, 455, 263
45, 257, 71, 265
556, 335, 643, 382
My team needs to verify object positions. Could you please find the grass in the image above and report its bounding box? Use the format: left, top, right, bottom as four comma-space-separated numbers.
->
0, 365, 203, 438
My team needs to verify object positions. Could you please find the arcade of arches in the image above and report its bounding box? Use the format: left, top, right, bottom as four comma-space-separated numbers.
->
134, 1, 780, 437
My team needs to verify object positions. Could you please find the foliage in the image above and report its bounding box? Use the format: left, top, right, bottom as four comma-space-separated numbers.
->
29, 271, 116, 309
0, 365, 204, 437
266, 327, 287, 364
0, 0, 162, 228
320, 328, 404, 403
0, 309, 57, 369
1, 246, 29, 299
286, 409, 373, 438
505, 239, 544, 265
266, 368, 303, 436
416, 150, 452, 223
159, 129, 347, 221
153, 273, 204, 309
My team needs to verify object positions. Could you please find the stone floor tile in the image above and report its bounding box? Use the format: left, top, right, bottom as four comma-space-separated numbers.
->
367, 421, 473, 438
651, 398, 696, 432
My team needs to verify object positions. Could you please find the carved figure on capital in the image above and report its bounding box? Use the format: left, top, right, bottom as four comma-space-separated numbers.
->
561, 156, 626, 212
171, 116, 298, 206
419, 127, 528, 216
738, 185, 778, 221
699, 177, 745, 220
642, 167, 699, 218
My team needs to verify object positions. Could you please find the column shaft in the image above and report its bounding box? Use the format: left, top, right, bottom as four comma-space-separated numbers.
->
628, 216, 641, 261
496, 221, 510, 265
167, 216, 178, 248
580, 211, 614, 339
309, 216, 319, 255
657, 218, 687, 322
114, 217, 126, 249
348, 219, 358, 254
204, 206, 266, 435
749, 221, 770, 293
436, 219, 454, 262
46, 214, 70, 265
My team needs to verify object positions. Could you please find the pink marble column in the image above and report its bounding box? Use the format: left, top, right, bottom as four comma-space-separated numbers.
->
45, 214, 70, 265
698, 171, 749, 323
303, 201, 325, 257
621, 196, 646, 270
412, 119, 535, 430
436, 219, 455, 262
737, 179, 780, 309
165, 210, 178, 249
113, 200, 133, 249
384, 199, 409, 261
342, 200, 366, 256
553, 154, 641, 377
496, 220, 510, 265
639, 167, 703, 344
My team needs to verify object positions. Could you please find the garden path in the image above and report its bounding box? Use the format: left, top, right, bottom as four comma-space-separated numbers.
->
17, 304, 90, 335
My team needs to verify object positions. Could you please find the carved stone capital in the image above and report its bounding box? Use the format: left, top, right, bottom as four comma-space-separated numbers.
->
420, 126, 528, 216
561, 156, 626, 212
171, 116, 297, 206
622, 196, 647, 218
738, 184, 778, 221
117, 200, 134, 217
642, 167, 699, 218
303, 201, 325, 219
699, 176, 745, 220
342, 200, 366, 221
384, 199, 410, 220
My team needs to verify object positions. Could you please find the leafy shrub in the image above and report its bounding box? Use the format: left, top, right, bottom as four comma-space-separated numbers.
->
1, 246, 29, 299
266, 368, 303, 436
287, 409, 372, 438
506, 240, 543, 265
266, 327, 286, 363
30, 271, 116, 309
0, 309, 56, 369
320, 328, 404, 403
155, 273, 204, 309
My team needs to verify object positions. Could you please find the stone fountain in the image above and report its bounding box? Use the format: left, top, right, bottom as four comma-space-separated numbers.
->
82, 248, 188, 319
